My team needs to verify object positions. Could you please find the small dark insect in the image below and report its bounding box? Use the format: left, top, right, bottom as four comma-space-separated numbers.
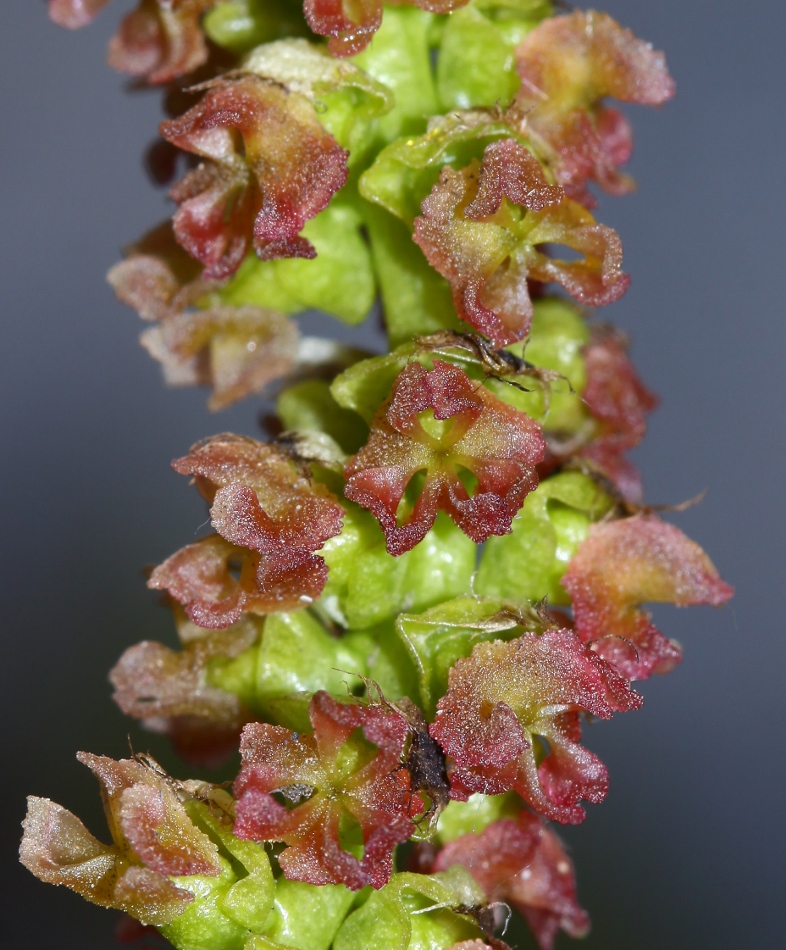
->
393, 696, 451, 834
340, 674, 451, 834
453, 903, 514, 950
417, 330, 570, 408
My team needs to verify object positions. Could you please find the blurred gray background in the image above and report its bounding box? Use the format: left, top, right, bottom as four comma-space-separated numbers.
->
2, 1, 784, 947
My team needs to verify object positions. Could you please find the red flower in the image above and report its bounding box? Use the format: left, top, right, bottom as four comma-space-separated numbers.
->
344, 359, 545, 555
414, 140, 628, 347
20, 754, 221, 925
234, 691, 423, 890
305, 0, 466, 57
434, 812, 589, 950
149, 435, 344, 627
430, 629, 642, 823
160, 76, 348, 278
108, 223, 298, 409
563, 514, 734, 680
48, 0, 110, 29
513, 11, 675, 206
110, 612, 260, 766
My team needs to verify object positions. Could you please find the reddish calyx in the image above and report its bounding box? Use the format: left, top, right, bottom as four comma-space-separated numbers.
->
434, 812, 589, 950
430, 629, 642, 824
563, 514, 734, 680
513, 10, 675, 206
149, 435, 344, 627
345, 359, 545, 555
234, 691, 423, 890
161, 76, 348, 279
20, 754, 221, 925
414, 140, 629, 347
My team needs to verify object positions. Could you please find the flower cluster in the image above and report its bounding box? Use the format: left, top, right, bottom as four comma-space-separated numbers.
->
25, 5, 732, 950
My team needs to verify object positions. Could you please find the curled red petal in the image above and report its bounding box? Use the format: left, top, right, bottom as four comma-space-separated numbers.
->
570, 324, 658, 501
514, 11, 675, 204
19, 754, 222, 926
108, 0, 212, 86
110, 620, 259, 766
77, 753, 222, 877
234, 691, 421, 890
161, 76, 348, 278
304, 0, 383, 57
582, 325, 658, 450
305, 0, 467, 56
150, 436, 343, 627
414, 142, 628, 347
430, 630, 642, 823
344, 360, 544, 555
563, 514, 734, 680
434, 813, 589, 950
109, 223, 298, 408
49, 0, 110, 29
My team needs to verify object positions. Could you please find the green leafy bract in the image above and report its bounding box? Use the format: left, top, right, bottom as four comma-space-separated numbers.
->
475, 471, 614, 604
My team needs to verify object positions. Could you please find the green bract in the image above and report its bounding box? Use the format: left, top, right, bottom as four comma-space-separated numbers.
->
211, 198, 376, 325
397, 595, 520, 716
203, 0, 310, 54
360, 111, 519, 225
159, 801, 275, 950
351, 8, 439, 151
437, 0, 553, 111
320, 506, 476, 631
331, 296, 590, 427
333, 868, 486, 950
277, 379, 369, 455
476, 471, 614, 603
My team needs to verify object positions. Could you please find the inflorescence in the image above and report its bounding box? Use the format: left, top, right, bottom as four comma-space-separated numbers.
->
22, 4, 732, 949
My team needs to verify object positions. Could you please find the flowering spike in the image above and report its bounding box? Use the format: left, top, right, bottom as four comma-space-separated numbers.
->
414, 141, 629, 347
19, 755, 223, 925
563, 515, 734, 680
430, 630, 642, 823
513, 11, 676, 205
344, 359, 545, 555
234, 691, 423, 890
149, 435, 344, 626
434, 813, 589, 950
160, 76, 348, 279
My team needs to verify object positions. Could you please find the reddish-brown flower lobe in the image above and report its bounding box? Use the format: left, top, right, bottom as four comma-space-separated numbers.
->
110, 615, 259, 766
149, 435, 344, 627
108, 0, 215, 85
344, 359, 545, 555
160, 76, 348, 278
306, 0, 467, 57
20, 755, 221, 925
430, 630, 642, 823
434, 813, 589, 950
514, 11, 675, 205
49, 0, 110, 28
234, 691, 422, 890
563, 515, 733, 680
414, 141, 629, 346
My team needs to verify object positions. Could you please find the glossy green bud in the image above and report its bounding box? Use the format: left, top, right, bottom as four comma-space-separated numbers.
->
475, 471, 614, 604
437, 0, 553, 111
333, 868, 486, 950
212, 198, 376, 325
